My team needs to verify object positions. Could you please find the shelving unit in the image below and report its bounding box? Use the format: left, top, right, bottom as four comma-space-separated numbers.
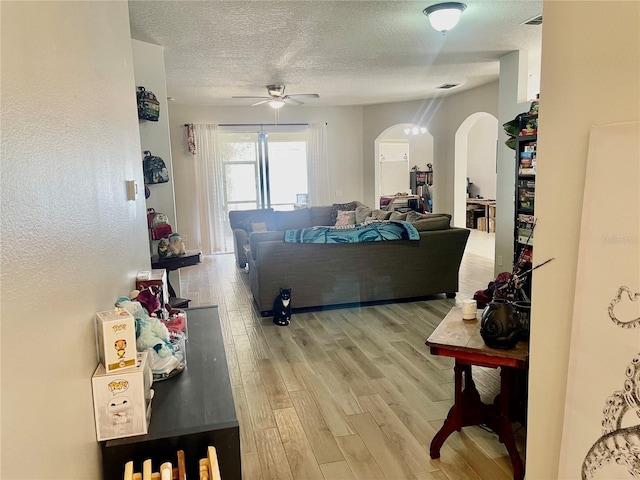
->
514, 113, 538, 267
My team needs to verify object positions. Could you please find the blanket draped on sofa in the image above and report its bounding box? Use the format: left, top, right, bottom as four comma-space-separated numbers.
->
283, 220, 419, 244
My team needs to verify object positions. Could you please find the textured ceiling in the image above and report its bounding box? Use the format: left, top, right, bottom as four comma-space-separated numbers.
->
128, 0, 542, 106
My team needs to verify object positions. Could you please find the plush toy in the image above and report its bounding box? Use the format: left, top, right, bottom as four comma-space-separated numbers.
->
116, 297, 183, 376
157, 237, 169, 258
134, 286, 162, 317
167, 233, 186, 256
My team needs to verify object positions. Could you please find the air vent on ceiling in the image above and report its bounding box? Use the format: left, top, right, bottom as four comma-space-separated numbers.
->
522, 14, 543, 26
436, 83, 460, 90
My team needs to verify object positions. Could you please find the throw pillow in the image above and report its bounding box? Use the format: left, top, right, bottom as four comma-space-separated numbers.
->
335, 210, 356, 227
389, 212, 408, 221
251, 221, 268, 232
355, 205, 392, 223
331, 202, 358, 224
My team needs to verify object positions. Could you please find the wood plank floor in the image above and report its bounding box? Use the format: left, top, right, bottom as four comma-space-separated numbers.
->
180, 230, 526, 479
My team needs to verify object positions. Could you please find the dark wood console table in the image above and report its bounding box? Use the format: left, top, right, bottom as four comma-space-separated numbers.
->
101, 306, 240, 479
151, 251, 201, 308
426, 306, 528, 480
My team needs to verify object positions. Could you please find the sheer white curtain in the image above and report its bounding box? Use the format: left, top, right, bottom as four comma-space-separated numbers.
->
193, 124, 227, 254
307, 122, 331, 206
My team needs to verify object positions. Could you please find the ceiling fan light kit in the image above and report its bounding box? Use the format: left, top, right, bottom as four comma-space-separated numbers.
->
232, 84, 319, 108
423, 2, 466, 34
268, 98, 285, 109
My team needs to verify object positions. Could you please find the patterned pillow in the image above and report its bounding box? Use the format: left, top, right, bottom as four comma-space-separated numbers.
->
334, 210, 356, 227
331, 202, 358, 224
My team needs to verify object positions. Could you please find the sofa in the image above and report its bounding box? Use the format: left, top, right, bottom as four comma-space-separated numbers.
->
230, 202, 470, 315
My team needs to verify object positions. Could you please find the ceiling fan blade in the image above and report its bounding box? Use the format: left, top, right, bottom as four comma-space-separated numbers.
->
286, 93, 319, 99
232, 96, 271, 99
251, 100, 270, 106
283, 97, 303, 105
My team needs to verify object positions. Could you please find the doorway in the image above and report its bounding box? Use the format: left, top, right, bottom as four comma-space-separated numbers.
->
454, 113, 498, 229
374, 123, 434, 208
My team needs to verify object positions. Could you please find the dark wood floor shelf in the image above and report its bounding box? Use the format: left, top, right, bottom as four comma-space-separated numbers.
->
100, 306, 240, 479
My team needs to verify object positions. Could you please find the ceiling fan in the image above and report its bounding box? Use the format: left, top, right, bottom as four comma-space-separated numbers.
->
232, 85, 319, 108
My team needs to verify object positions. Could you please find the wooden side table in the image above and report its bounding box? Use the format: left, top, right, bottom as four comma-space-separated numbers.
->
101, 306, 240, 479
426, 307, 528, 480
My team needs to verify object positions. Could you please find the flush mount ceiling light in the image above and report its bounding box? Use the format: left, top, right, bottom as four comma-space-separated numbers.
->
268, 98, 285, 109
423, 2, 466, 34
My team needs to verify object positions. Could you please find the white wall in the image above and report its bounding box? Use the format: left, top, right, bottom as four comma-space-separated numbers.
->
495, 51, 533, 272
167, 104, 363, 252
362, 82, 499, 214
1, 2, 149, 479
466, 115, 497, 199
527, 1, 640, 478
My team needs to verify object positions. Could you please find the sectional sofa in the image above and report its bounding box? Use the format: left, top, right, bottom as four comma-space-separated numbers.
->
229, 202, 470, 315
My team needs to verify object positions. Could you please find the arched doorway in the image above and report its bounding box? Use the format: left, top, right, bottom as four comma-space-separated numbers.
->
374, 123, 434, 209
454, 113, 498, 228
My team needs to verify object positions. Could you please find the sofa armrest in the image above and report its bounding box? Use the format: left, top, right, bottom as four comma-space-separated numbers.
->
232, 228, 249, 267
249, 231, 285, 260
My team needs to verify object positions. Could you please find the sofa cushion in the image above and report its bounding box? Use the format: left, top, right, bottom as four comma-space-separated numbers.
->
331, 202, 359, 224
309, 205, 333, 226
274, 208, 312, 231
355, 205, 392, 223
232, 209, 276, 232
406, 211, 452, 231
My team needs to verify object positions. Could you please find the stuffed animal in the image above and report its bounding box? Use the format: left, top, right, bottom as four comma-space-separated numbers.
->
157, 238, 170, 258
116, 298, 182, 376
167, 233, 186, 256
134, 286, 162, 317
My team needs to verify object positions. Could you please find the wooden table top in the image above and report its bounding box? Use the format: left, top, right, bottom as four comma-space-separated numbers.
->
466, 198, 496, 206
426, 307, 529, 369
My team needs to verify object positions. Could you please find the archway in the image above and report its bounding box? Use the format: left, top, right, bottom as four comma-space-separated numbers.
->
454, 113, 498, 228
374, 123, 434, 209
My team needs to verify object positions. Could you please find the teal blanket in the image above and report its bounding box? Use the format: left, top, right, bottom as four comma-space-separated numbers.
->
284, 221, 419, 244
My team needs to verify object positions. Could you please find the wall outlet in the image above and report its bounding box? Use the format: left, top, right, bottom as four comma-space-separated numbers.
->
335, 189, 343, 197
497, 255, 503, 267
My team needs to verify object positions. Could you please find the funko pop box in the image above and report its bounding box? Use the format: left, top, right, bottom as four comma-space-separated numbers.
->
95, 308, 137, 373
92, 351, 153, 441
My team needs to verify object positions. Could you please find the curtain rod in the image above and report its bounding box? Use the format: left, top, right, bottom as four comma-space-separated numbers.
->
184, 122, 327, 127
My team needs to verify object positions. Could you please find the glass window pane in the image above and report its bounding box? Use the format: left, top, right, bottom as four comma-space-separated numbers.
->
268, 140, 308, 208
225, 164, 257, 202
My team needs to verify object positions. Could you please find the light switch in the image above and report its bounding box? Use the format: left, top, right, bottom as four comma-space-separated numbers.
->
126, 180, 138, 201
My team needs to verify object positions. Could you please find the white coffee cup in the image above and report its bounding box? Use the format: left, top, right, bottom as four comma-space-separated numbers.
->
462, 299, 477, 320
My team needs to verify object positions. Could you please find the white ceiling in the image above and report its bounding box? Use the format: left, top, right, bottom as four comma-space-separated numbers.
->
128, 0, 542, 107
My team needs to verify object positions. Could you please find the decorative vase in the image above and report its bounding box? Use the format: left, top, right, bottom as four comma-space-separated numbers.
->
480, 299, 529, 349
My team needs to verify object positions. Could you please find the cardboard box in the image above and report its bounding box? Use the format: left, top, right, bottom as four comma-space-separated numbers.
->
136, 269, 169, 306
92, 351, 153, 441
96, 309, 137, 373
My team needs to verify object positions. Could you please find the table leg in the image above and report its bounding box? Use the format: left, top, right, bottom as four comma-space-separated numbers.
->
490, 368, 524, 480
430, 362, 485, 458
163, 269, 177, 298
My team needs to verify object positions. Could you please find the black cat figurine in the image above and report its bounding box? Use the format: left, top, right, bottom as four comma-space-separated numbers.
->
272, 288, 292, 326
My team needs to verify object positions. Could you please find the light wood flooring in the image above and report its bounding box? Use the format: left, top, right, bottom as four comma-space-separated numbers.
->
180, 230, 526, 479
